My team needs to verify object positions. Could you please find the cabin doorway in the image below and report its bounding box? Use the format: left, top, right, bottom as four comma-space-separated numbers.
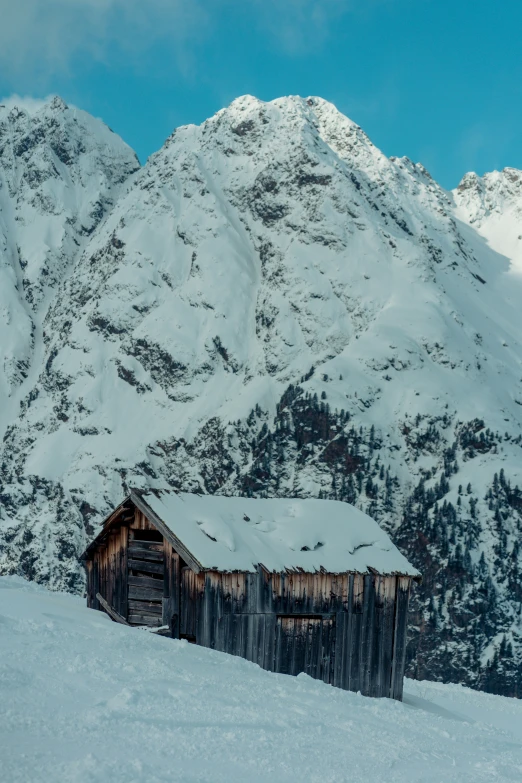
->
275, 615, 336, 683
127, 529, 164, 626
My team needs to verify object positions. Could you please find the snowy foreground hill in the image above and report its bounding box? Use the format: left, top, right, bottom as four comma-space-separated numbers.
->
2, 577, 522, 783
1, 95, 522, 695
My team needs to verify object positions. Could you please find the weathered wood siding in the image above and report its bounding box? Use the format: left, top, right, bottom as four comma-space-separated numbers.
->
86, 506, 165, 628
163, 539, 180, 636
126, 509, 164, 626
86, 524, 128, 618
85, 503, 414, 700
186, 567, 411, 700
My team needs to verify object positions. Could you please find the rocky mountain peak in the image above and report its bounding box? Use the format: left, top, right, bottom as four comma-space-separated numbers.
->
1, 96, 522, 696
454, 166, 522, 275
454, 166, 522, 221
0, 94, 139, 404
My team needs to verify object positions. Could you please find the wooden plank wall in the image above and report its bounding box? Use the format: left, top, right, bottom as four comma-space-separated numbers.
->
190, 568, 412, 700
85, 506, 413, 701
390, 576, 411, 701
86, 508, 163, 626
127, 509, 165, 627
86, 525, 128, 618
163, 540, 180, 637
181, 567, 199, 638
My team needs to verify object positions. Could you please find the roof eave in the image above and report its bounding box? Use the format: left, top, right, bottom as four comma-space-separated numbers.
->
80, 495, 133, 560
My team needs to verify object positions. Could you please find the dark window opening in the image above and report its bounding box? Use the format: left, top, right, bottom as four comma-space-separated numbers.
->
131, 528, 163, 542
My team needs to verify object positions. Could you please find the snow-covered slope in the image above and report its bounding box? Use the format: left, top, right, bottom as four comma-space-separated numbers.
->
454, 167, 522, 274
0, 95, 522, 694
1, 576, 522, 783
0, 96, 139, 431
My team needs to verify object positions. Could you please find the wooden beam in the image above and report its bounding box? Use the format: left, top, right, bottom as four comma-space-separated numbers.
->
101, 500, 134, 530
128, 599, 162, 614
128, 586, 164, 601
128, 541, 164, 552
130, 490, 203, 574
96, 592, 130, 626
128, 613, 163, 626
128, 559, 164, 575
127, 547, 164, 562
80, 496, 134, 559
128, 574, 164, 590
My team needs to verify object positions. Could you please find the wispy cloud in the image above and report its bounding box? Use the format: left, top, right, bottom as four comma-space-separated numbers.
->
251, 0, 390, 55
0, 94, 54, 114
0, 0, 394, 94
0, 0, 390, 82
0, 0, 207, 83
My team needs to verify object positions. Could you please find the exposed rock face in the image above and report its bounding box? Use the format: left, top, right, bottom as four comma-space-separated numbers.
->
1, 94, 522, 694
0, 97, 139, 587
454, 167, 522, 278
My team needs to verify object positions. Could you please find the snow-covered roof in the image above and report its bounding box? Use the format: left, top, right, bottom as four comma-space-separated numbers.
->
132, 490, 419, 576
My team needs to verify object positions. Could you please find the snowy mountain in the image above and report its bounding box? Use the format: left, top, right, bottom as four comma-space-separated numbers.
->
454, 167, 522, 275
0, 94, 522, 695
0, 97, 138, 402
2, 576, 522, 783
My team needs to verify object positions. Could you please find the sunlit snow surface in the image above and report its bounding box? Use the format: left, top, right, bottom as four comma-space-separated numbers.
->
1, 577, 522, 783
141, 490, 419, 574
454, 168, 522, 276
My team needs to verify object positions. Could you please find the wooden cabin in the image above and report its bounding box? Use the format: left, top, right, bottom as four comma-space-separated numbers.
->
83, 489, 420, 700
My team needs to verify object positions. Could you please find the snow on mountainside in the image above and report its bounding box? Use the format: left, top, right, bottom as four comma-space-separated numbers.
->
1, 94, 522, 695
454, 167, 522, 274
0, 96, 139, 428
2, 576, 522, 783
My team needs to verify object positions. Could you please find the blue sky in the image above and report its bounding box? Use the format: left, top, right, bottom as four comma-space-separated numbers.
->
1, 0, 520, 188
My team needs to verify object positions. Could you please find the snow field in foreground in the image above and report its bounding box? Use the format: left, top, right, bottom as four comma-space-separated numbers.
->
1, 577, 522, 783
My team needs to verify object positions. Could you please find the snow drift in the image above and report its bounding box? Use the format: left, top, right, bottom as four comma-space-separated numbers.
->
1, 576, 522, 783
